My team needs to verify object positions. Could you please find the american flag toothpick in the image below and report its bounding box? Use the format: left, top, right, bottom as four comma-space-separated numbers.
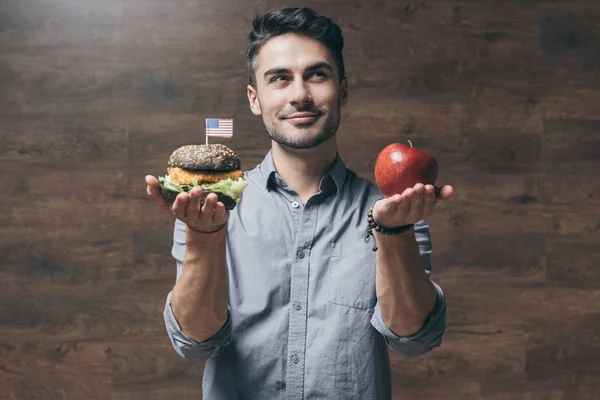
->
205, 118, 233, 144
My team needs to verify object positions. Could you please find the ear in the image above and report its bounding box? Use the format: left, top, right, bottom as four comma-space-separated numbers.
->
247, 85, 262, 116
339, 77, 348, 106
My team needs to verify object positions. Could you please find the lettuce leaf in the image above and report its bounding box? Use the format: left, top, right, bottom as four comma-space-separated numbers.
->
158, 175, 248, 202
202, 178, 249, 201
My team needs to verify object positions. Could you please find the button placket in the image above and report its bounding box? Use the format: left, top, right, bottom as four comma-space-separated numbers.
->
285, 202, 316, 394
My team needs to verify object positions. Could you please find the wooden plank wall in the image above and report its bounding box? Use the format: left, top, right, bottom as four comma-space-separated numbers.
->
1, 0, 599, 399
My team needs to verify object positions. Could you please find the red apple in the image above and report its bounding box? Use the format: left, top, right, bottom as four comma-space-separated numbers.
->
374, 140, 438, 197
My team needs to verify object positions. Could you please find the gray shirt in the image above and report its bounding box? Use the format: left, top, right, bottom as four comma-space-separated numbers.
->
163, 151, 447, 400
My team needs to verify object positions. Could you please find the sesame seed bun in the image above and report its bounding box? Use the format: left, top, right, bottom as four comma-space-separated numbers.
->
167, 144, 241, 171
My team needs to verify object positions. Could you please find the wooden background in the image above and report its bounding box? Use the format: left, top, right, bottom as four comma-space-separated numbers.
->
1, 0, 599, 399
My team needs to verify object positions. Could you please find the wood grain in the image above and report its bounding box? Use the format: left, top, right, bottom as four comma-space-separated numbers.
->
1, 0, 599, 399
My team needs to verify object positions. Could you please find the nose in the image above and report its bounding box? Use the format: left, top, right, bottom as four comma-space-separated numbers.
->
289, 80, 312, 106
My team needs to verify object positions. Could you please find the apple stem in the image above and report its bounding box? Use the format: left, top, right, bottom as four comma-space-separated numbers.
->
407, 139, 413, 148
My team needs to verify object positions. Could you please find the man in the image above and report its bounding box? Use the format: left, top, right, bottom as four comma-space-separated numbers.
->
145, 7, 453, 399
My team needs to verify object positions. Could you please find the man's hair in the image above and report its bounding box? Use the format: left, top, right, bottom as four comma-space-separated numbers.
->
246, 7, 345, 88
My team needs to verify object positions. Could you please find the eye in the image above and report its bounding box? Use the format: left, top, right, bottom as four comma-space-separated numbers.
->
309, 70, 328, 80
270, 75, 289, 83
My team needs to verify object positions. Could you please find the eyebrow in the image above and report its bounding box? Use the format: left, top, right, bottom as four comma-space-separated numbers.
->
263, 61, 334, 79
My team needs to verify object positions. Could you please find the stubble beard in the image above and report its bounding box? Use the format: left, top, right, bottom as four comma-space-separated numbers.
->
264, 116, 339, 149
260, 101, 341, 149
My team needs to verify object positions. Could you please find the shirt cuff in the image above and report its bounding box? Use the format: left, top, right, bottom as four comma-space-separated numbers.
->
370, 281, 446, 345
163, 291, 232, 360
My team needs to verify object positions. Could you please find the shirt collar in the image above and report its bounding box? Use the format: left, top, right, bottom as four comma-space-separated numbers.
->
258, 150, 347, 195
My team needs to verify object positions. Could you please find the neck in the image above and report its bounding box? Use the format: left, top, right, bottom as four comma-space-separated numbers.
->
271, 138, 337, 204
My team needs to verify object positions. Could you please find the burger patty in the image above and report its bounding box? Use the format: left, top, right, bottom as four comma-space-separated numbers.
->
167, 167, 244, 185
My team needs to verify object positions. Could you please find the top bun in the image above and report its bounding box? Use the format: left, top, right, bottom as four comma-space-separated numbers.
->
167, 144, 241, 171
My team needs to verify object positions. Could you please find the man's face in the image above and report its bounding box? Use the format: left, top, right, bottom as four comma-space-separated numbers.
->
247, 33, 348, 149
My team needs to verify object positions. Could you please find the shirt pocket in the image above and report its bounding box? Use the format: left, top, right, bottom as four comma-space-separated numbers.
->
326, 239, 377, 311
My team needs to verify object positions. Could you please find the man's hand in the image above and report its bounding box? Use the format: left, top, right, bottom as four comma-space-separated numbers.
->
372, 183, 453, 228
145, 175, 229, 234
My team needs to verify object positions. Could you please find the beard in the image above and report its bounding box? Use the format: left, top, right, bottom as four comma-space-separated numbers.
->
261, 103, 341, 149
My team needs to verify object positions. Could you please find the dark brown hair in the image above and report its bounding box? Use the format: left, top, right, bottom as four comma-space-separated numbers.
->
246, 7, 345, 87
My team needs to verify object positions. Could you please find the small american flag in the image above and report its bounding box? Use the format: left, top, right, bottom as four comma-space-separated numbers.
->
206, 118, 233, 138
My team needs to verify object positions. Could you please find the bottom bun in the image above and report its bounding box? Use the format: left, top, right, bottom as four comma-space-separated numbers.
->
159, 184, 238, 210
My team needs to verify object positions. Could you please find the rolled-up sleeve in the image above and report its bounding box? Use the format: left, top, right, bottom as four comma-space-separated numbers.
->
163, 218, 232, 362
370, 282, 446, 358
164, 291, 232, 362
370, 218, 447, 358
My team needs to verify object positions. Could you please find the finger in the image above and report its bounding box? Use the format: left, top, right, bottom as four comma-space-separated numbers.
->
383, 194, 403, 214
187, 187, 203, 217
145, 175, 159, 187
213, 202, 227, 224
423, 184, 436, 216
145, 176, 170, 208
386, 193, 402, 205
172, 192, 190, 219
145, 175, 160, 198
410, 184, 425, 219
402, 187, 415, 202
148, 186, 169, 209
146, 183, 155, 198
147, 184, 165, 200
201, 192, 219, 218
434, 185, 454, 200
439, 185, 454, 200
382, 193, 409, 222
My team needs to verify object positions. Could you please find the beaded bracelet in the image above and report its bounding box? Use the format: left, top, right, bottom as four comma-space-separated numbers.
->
365, 209, 414, 251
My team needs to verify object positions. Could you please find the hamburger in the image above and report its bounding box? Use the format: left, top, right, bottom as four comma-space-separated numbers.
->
158, 144, 248, 210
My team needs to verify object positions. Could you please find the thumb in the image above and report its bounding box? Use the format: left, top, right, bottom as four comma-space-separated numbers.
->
145, 175, 159, 186
435, 185, 454, 200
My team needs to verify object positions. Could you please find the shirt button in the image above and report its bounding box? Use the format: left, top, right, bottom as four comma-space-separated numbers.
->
291, 354, 300, 364
291, 201, 300, 208
296, 250, 305, 259
294, 303, 302, 311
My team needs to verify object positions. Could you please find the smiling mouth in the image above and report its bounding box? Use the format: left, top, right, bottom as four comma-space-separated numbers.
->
285, 114, 320, 125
